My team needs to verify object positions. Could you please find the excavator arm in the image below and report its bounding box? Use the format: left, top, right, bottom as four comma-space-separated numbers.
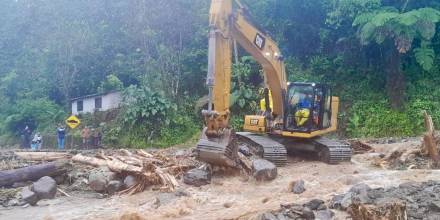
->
197, 0, 288, 167
204, 0, 287, 137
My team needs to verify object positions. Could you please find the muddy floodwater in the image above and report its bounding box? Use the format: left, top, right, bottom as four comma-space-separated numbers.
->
1, 139, 439, 220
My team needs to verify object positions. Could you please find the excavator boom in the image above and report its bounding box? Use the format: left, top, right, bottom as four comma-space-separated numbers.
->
204, 0, 287, 136
198, 0, 289, 167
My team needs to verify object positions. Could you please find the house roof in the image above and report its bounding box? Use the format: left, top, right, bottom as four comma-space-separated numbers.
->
70, 90, 120, 102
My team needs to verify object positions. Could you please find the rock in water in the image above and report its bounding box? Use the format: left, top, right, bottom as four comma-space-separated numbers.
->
238, 145, 251, 156
304, 199, 325, 210
123, 175, 138, 188
301, 207, 315, 220
260, 212, 278, 220
292, 180, 306, 194
21, 187, 38, 206
315, 210, 334, 220
329, 194, 344, 209
252, 159, 277, 181
32, 176, 57, 199
347, 183, 372, 207
107, 180, 123, 194
88, 167, 117, 192
183, 168, 211, 186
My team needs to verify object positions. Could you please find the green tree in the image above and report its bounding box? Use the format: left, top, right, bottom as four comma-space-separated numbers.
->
353, 6, 440, 109
98, 74, 123, 93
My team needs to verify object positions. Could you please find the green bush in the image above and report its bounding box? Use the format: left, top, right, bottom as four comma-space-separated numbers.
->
230, 115, 245, 131
105, 85, 200, 148
98, 74, 123, 93
347, 100, 414, 137
1, 98, 66, 136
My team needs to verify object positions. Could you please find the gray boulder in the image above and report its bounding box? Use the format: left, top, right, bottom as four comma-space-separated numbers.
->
88, 167, 117, 192
260, 212, 278, 220
183, 168, 211, 186
350, 183, 373, 204
315, 210, 334, 220
304, 199, 324, 210
252, 159, 277, 181
340, 192, 353, 210
301, 207, 315, 220
107, 180, 123, 194
239, 145, 251, 156
32, 176, 57, 199
329, 194, 344, 209
124, 175, 138, 188
21, 187, 38, 206
292, 180, 306, 194
331, 183, 373, 210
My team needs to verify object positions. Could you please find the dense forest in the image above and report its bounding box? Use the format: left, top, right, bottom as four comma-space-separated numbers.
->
1, 0, 440, 147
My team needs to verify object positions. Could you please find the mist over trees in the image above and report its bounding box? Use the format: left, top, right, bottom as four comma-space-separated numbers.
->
1, 0, 440, 146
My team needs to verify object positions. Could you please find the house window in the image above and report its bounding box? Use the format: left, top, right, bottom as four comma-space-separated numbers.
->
95, 97, 102, 109
77, 100, 83, 112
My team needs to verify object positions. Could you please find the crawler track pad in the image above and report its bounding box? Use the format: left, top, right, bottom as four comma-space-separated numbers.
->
196, 128, 238, 167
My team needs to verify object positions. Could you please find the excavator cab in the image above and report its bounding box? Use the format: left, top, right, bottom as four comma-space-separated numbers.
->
285, 83, 332, 133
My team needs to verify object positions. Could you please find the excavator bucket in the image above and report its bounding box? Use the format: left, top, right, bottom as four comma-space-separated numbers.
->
196, 127, 238, 167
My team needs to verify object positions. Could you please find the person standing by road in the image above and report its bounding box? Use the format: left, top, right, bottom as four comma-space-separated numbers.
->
22, 125, 32, 149
57, 125, 66, 150
81, 126, 90, 149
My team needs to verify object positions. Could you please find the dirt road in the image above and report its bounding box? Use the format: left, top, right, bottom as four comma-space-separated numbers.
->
1, 139, 439, 220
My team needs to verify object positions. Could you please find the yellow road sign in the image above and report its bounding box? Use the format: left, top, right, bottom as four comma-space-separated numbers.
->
66, 115, 81, 129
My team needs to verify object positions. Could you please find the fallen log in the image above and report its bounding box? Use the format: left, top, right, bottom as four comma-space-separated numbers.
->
72, 154, 107, 167
0, 160, 70, 187
14, 152, 71, 161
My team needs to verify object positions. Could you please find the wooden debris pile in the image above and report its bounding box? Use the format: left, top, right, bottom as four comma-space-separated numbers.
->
348, 140, 374, 154
72, 149, 196, 194
350, 202, 407, 220
372, 111, 440, 170
422, 111, 440, 167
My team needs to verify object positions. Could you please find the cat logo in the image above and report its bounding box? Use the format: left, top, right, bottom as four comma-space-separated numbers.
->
254, 33, 265, 50
65, 115, 81, 129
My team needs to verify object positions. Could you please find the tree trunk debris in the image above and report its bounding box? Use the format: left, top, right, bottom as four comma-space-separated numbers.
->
0, 160, 70, 187
350, 202, 407, 220
15, 152, 71, 161
72, 149, 195, 194
423, 111, 440, 166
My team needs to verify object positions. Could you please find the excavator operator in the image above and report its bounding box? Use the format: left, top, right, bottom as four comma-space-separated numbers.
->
295, 94, 312, 127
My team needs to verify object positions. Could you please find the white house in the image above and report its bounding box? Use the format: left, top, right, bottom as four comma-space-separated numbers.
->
71, 91, 122, 115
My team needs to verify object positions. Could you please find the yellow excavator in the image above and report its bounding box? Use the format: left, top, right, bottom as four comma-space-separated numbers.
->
197, 0, 352, 167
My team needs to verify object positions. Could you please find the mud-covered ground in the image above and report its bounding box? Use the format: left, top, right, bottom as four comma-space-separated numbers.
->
1, 137, 440, 220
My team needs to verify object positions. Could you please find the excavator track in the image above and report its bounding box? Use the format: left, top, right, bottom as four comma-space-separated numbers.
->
236, 132, 287, 166
313, 137, 352, 164
196, 128, 239, 167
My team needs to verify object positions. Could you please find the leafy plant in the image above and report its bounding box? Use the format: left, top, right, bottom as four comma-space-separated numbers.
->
98, 74, 124, 93
347, 100, 414, 137
354, 7, 440, 70
2, 98, 66, 135
229, 56, 261, 113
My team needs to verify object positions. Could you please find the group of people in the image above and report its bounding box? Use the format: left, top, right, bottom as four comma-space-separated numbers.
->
80, 126, 102, 149
20, 124, 102, 150
20, 126, 43, 150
